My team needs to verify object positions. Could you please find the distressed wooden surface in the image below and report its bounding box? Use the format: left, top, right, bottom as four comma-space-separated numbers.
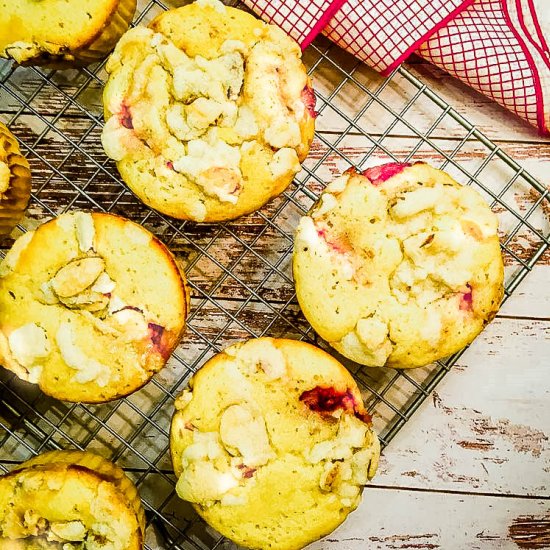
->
0, 20, 549, 550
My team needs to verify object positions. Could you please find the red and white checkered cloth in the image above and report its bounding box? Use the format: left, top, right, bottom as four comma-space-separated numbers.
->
242, 0, 550, 135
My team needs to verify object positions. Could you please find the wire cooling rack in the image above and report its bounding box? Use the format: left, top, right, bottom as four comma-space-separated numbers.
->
1, 0, 549, 548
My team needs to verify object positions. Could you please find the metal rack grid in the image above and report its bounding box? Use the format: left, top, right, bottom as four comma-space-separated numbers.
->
0, 0, 548, 548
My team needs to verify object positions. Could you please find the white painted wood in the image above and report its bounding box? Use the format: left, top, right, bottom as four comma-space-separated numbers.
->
500, 267, 550, 319
373, 317, 550, 497
308, 488, 550, 549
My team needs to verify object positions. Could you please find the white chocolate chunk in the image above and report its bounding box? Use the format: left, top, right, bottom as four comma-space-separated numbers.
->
338, 329, 392, 367
74, 212, 95, 252
27, 366, 43, 384
173, 137, 242, 203
91, 272, 116, 294
101, 116, 144, 162
234, 106, 259, 139
312, 192, 338, 219
264, 120, 301, 149
196, 0, 226, 13
108, 294, 127, 315
111, 308, 149, 341
56, 323, 110, 386
221, 39, 248, 55
220, 492, 248, 506
392, 187, 444, 218
175, 389, 193, 409
326, 174, 350, 194
308, 416, 369, 464
419, 309, 442, 346
237, 340, 287, 380
51, 257, 105, 298
176, 462, 238, 503
356, 317, 389, 350
336, 414, 368, 449
8, 323, 51, 369
268, 147, 300, 179
220, 405, 273, 466
182, 431, 225, 463
186, 98, 225, 130
50, 521, 87, 542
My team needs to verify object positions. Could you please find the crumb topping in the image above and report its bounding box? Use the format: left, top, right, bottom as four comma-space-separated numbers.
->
173, 339, 379, 510
294, 163, 502, 366
101, 12, 310, 219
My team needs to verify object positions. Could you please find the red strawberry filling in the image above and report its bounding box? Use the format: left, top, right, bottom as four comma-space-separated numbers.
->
316, 224, 351, 255
119, 102, 134, 130
301, 85, 318, 118
459, 284, 473, 311
300, 386, 373, 424
362, 162, 411, 185
148, 322, 170, 358
236, 464, 257, 478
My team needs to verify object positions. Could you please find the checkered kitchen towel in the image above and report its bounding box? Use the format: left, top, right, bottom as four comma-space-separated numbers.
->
242, 0, 550, 135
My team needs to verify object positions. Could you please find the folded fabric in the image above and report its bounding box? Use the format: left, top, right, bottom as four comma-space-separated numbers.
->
242, 0, 549, 135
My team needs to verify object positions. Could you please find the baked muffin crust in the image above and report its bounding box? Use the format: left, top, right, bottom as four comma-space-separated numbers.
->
0, 122, 31, 236
170, 337, 380, 550
0, 450, 145, 550
102, 0, 315, 222
0, 211, 189, 402
293, 162, 504, 368
0, 0, 137, 66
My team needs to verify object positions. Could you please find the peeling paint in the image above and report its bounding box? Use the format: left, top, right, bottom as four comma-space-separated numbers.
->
509, 515, 550, 548
457, 439, 495, 451
368, 533, 440, 549
471, 416, 548, 458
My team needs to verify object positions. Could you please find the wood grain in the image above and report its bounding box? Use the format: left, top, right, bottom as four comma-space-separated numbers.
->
377, 317, 550, 497
308, 489, 550, 550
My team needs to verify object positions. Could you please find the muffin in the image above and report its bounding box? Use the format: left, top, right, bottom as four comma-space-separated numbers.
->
101, 0, 316, 222
0, 122, 31, 236
0, 211, 189, 402
294, 162, 505, 368
170, 337, 380, 550
0, 0, 137, 67
0, 450, 145, 549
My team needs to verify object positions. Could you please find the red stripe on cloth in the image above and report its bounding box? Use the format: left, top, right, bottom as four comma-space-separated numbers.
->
526, 0, 550, 69
301, 0, 349, 49
515, 0, 550, 70
378, 0, 474, 76
503, 0, 546, 134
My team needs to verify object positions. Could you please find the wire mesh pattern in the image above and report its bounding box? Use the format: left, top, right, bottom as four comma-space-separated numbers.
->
0, 1, 549, 548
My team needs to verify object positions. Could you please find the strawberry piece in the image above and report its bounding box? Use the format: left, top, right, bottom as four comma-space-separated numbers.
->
362, 162, 412, 185
236, 464, 257, 479
300, 386, 373, 424
460, 284, 474, 311
119, 102, 133, 130
301, 85, 318, 118
316, 224, 351, 254
148, 322, 171, 358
